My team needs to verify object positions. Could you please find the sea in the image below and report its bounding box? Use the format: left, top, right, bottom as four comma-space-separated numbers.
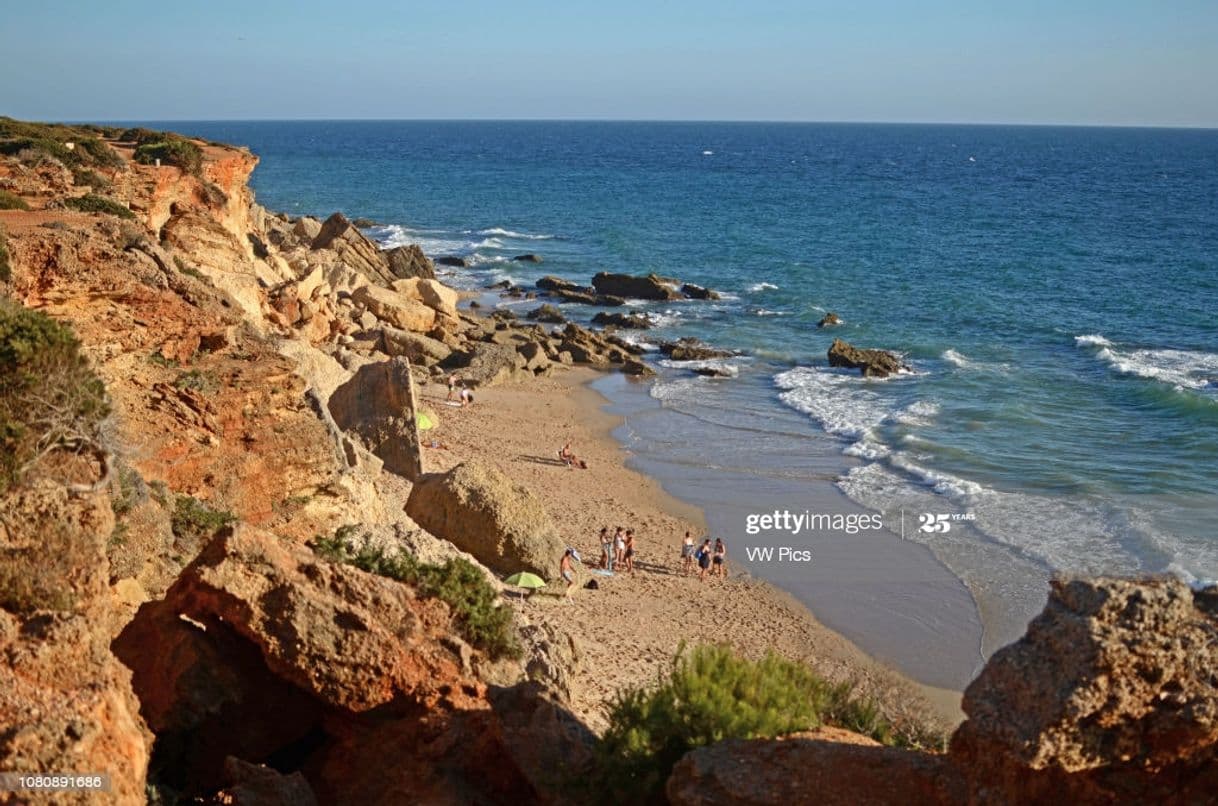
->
156, 121, 1218, 689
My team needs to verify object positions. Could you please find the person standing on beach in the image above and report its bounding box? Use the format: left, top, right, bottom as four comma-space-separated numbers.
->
624, 529, 636, 575
446, 372, 462, 402
599, 527, 614, 571
713, 538, 727, 579
560, 547, 577, 593
680, 531, 695, 576
696, 538, 712, 582
614, 527, 626, 568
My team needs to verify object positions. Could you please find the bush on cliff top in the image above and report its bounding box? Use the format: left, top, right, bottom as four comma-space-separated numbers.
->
0, 118, 122, 169
134, 138, 203, 175
63, 193, 135, 219
0, 297, 109, 493
595, 643, 906, 803
312, 526, 522, 660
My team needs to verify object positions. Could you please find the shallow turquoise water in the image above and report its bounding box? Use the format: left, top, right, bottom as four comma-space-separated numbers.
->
162, 121, 1218, 682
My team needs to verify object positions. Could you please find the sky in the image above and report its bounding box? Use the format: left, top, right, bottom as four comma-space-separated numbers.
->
2, 0, 1217, 127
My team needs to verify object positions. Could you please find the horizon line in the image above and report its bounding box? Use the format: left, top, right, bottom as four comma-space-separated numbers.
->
62, 117, 1218, 132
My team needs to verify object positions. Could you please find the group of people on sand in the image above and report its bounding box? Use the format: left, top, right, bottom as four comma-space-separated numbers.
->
598, 526, 637, 575
680, 531, 728, 581
446, 373, 475, 407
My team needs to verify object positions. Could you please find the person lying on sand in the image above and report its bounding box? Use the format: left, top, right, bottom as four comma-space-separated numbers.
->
425, 438, 450, 450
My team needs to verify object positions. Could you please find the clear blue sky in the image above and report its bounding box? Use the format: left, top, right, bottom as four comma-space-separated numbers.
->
3, 0, 1216, 126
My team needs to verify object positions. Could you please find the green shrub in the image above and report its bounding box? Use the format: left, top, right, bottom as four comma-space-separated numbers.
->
0, 137, 80, 166
74, 137, 123, 169
0, 190, 29, 211
172, 369, 217, 394
71, 167, 111, 191
310, 527, 521, 659
134, 139, 203, 174
63, 193, 135, 219
595, 644, 903, 802
171, 494, 236, 545
0, 298, 109, 492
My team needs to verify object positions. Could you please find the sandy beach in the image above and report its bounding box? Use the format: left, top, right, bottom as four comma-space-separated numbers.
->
416, 366, 958, 733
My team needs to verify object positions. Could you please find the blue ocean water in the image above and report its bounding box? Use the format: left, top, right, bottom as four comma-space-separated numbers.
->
165, 121, 1218, 680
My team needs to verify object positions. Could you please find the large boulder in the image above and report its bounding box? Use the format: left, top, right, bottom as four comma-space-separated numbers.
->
113, 525, 563, 803
390, 277, 460, 320
950, 577, 1218, 803
526, 304, 567, 324
381, 327, 453, 366
311, 212, 394, 285
536, 276, 585, 293
445, 342, 528, 388
827, 338, 907, 378
405, 461, 567, 579
352, 284, 437, 333
327, 357, 423, 479
384, 244, 436, 280
591, 272, 683, 301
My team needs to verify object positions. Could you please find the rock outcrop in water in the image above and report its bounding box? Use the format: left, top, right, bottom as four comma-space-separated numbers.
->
827, 337, 907, 377
592, 271, 684, 300
817, 312, 842, 328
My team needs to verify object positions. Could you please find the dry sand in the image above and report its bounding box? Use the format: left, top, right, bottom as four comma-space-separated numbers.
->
417, 367, 959, 734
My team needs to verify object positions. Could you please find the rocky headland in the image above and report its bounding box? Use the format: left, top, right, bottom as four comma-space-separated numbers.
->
1, 119, 1214, 804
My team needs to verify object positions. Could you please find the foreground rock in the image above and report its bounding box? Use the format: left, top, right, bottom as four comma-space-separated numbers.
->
311, 212, 396, 285
114, 525, 590, 803
668, 727, 960, 806
406, 461, 567, 579
328, 357, 423, 479
667, 577, 1218, 805
950, 576, 1218, 803
827, 338, 907, 378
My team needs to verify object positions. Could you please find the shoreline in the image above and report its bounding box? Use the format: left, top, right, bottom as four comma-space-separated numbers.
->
417, 364, 962, 731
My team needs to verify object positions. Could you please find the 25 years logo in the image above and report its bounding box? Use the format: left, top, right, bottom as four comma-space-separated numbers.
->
917, 512, 977, 533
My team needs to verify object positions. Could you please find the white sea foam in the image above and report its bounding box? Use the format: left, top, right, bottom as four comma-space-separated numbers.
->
1077, 335, 1218, 396
754, 309, 789, 317
477, 227, 556, 240
893, 400, 940, 427
941, 349, 972, 368
748, 282, 779, 292
369, 224, 470, 255
774, 366, 902, 443
1074, 334, 1112, 347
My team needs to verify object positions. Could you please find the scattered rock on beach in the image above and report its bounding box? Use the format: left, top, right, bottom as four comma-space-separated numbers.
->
536, 275, 584, 293
827, 338, 907, 378
406, 461, 567, 579
526, 304, 567, 324
693, 366, 734, 378
437, 256, 470, 267
351, 284, 437, 333
384, 244, 436, 280
591, 311, 651, 329
622, 359, 656, 377
817, 312, 842, 328
311, 212, 396, 285
513, 253, 543, 263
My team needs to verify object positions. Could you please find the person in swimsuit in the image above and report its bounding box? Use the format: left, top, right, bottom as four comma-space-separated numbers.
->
614, 527, 626, 567
624, 529, 636, 575
697, 538, 712, 582
560, 548, 576, 591
459, 388, 475, 407
446, 373, 461, 401
680, 531, 695, 576
713, 538, 727, 579
598, 527, 613, 571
